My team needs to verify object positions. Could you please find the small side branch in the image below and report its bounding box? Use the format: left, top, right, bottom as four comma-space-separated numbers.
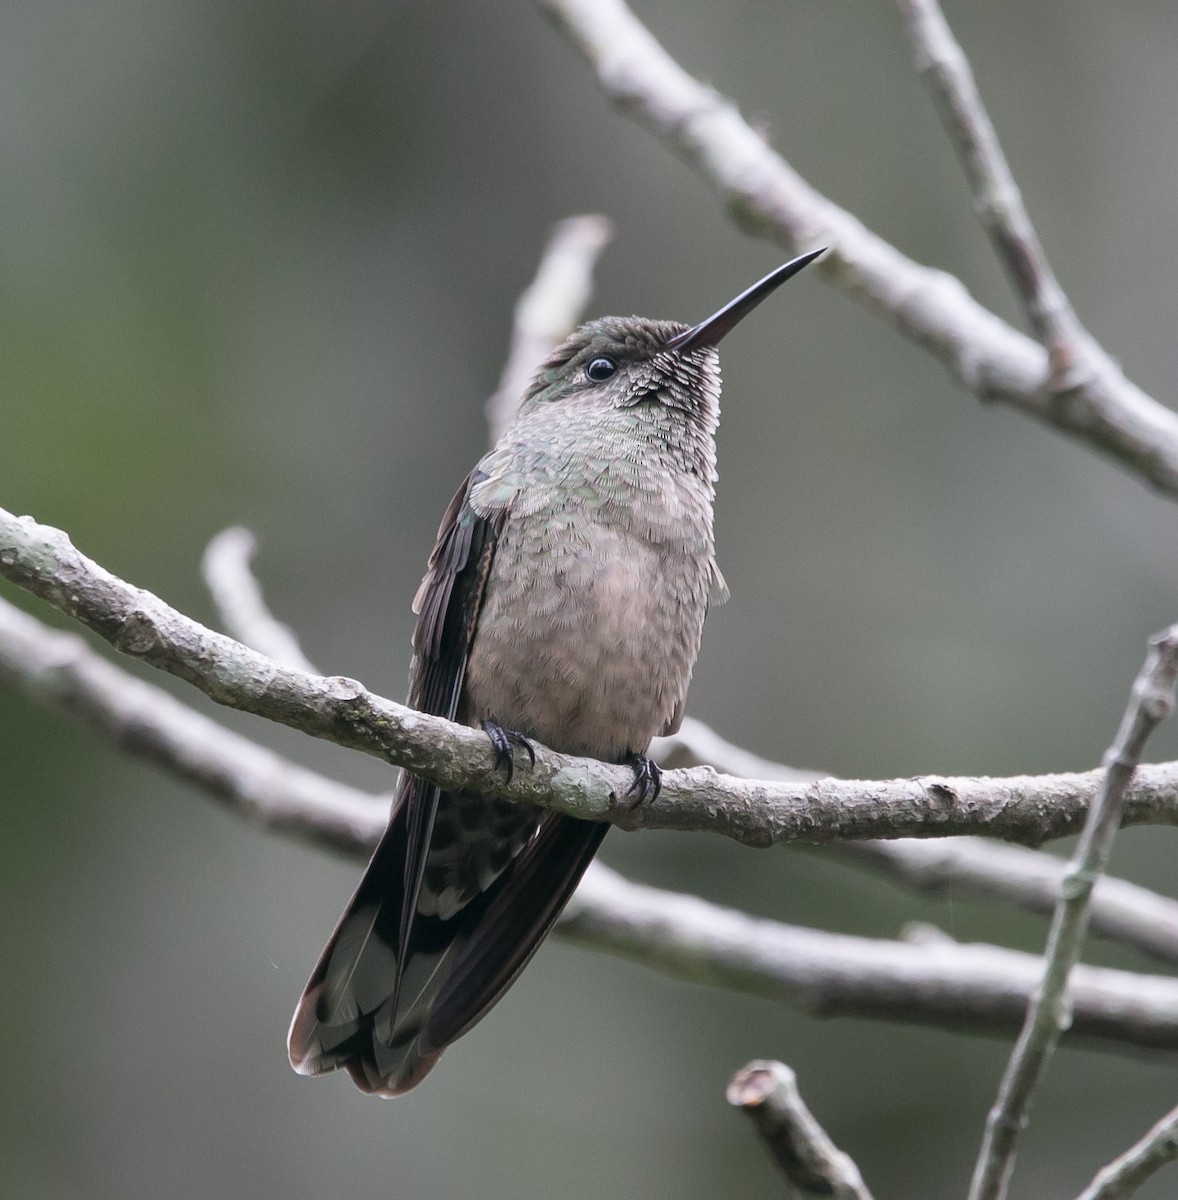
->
202, 527, 319, 675
727, 1060, 874, 1200
1075, 1103, 1178, 1200
969, 627, 1178, 1200
899, 0, 1083, 377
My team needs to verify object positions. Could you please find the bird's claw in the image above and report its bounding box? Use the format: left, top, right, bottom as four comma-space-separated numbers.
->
625, 753, 662, 809
482, 720, 536, 783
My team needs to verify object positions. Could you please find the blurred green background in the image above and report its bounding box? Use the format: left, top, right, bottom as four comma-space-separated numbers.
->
4, 1, 1178, 1196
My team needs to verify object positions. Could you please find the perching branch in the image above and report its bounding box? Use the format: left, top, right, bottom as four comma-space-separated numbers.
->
727, 1060, 875, 1200
9, 505, 1178, 849
969, 627, 1178, 1200
535, 0, 1178, 500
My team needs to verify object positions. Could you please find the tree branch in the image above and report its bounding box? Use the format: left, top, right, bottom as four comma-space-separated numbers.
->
727, 1060, 875, 1200
652, 715, 826, 784
0, 593, 387, 857
970, 627, 1178, 1200
535, 0, 1178, 500
8, 586, 1178, 1053
564, 865, 1178, 1052
8, 504, 1178, 849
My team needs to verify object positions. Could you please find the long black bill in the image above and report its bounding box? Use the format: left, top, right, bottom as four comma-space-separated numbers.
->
663, 247, 826, 352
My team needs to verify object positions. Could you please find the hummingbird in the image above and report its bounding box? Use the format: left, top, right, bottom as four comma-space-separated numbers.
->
288, 248, 824, 1096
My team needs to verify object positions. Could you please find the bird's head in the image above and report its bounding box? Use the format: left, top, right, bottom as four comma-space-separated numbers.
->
516, 248, 825, 427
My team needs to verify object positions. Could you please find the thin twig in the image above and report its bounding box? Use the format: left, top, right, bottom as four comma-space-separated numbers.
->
969, 626, 1178, 1200
9, 505, 1178, 848
899, 0, 1084, 380
534, 0, 1178, 499
727, 1061, 874, 1199
202, 527, 320, 674
485, 213, 613, 443
1075, 1103, 1178, 1200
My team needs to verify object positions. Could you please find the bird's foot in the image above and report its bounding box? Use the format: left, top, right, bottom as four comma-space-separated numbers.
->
625, 753, 662, 808
482, 720, 536, 784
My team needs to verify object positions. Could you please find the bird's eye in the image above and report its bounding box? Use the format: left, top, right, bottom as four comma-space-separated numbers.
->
585, 357, 617, 383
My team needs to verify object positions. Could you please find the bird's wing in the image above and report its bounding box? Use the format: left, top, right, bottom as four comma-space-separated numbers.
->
287, 468, 504, 1084
288, 464, 608, 1095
